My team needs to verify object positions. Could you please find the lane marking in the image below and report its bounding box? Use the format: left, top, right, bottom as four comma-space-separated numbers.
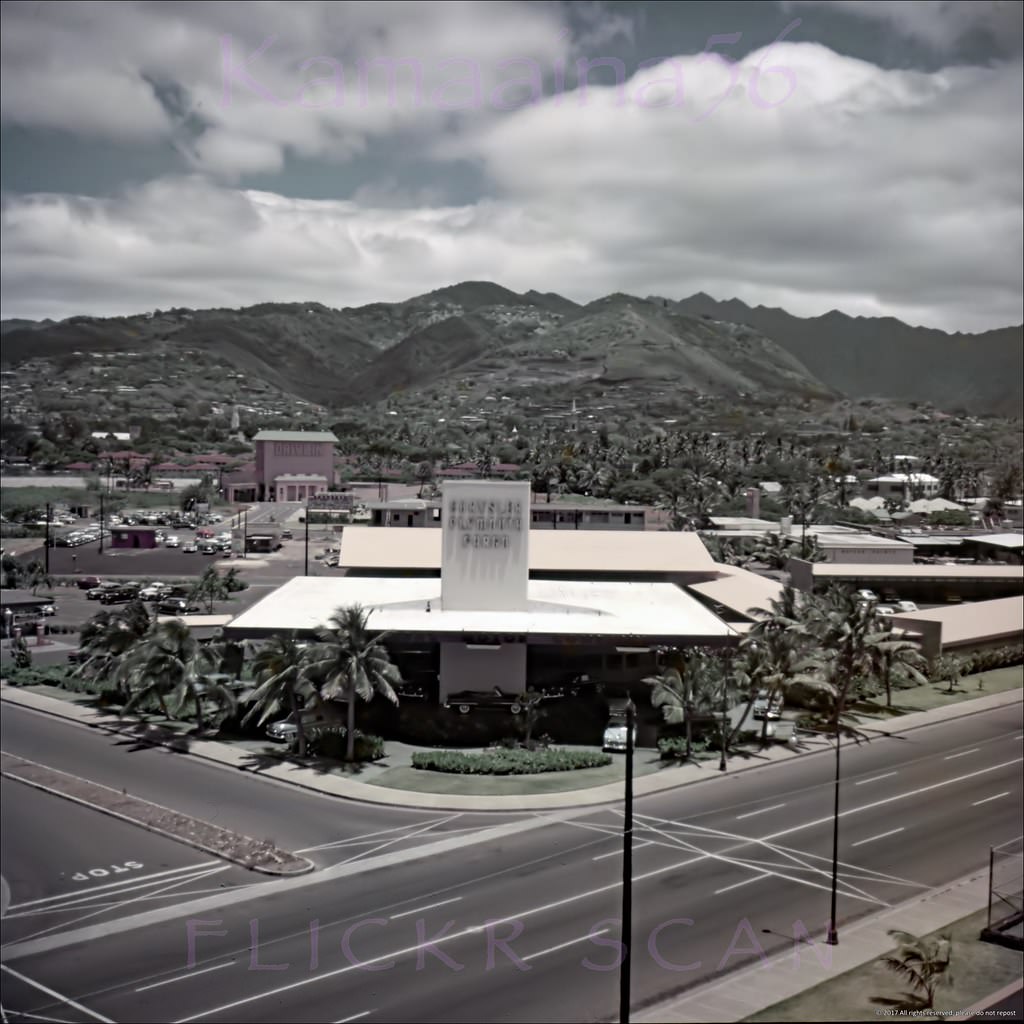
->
972, 792, 1011, 806
7, 862, 222, 910
334, 1013, 372, 1023
852, 828, 905, 848
523, 928, 610, 962
389, 897, 462, 920
944, 748, 980, 760
735, 804, 785, 820
0, 964, 114, 1023
855, 772, 897, 786
295, 817, 457, 855
714, 873, 771, 896
593, 840, 651, 861
135, 961, 235, 992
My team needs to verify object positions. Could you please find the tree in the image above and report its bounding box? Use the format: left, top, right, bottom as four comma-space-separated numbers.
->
24, 560, 53, 596
74, 602, 152, 700
516, 689, 545, 747
10, 634, 31, 669
878, 930, 952, 1010
303, 605, 402, 762
931, 654, 964, 694
119, 619, 233, 729
244, 633, 318, 757
1, 555, 26, 590
645, 667, 693, 758
415, 461, 434, 498
190, 566, 232, 613
867, 626, 928, 708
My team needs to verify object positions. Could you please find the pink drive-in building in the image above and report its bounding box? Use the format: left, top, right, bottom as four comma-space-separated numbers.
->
223, 430, 339, 503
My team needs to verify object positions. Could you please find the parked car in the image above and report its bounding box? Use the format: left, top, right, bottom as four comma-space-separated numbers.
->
140, 582, 172, 601
157, 597, 201, 615
602, 716, 637, 753
875, 605, 897, 616
753, 689, 784, 720
855, 589, 879, 603
76, 575, 102, 590
199, 542, 219, 555
895, 601, 919, 613
86, 583, 121, 600
182, 542, 198, 553
100, 585, 142, 605
444, 687, 525, 714
281, 529, 293, 539
39, 603, 56, 616
164, 535, 181, 548
267, 703, 346, 742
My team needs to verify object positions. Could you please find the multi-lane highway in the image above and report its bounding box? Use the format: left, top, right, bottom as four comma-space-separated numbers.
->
2, 699, 1021, 1023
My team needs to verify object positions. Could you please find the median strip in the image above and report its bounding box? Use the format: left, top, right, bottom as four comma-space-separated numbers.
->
0, 752, 313, 876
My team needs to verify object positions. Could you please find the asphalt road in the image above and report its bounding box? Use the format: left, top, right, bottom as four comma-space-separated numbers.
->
1, 700, 1021, 1022
1, 778, 257, 946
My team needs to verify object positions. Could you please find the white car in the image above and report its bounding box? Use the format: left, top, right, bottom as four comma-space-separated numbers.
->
140, 583, 171, 600
182, 541, 198, 553
40, 604, 56, 616
895, 601, 919, 613
164, 535, 181, 548
855, 589, 878, 603
875, 605, 897, 616
602, 718, 637, 753
753, 689, 784, 719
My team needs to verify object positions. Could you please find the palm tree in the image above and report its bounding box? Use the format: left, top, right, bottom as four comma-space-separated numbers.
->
645, 667, 693, 757
24, 560, 53, 595
878, 930, 953, 1010
867, 626, 929, 708
190, 566, 232, 613
415, 461, 434, 498
74, 602, 152, 700
119, 619, 232, 729
244, 633, 318, 757
303, 605, 402, 762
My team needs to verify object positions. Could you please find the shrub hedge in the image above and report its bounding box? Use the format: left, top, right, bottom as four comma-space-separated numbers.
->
412, 748, 612, 775
307, 729, 386, 762
954, 645, 1023, 676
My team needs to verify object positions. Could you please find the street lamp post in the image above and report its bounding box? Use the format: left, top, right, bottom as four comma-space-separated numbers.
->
304, 499, 310, 576
99, 492, 105, 555
619, 698, 635, 1024
242, 507, 248, 559
44, 503, 51, 574
719, 685, 728, 772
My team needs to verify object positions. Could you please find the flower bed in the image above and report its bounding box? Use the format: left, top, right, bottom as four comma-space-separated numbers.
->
412, 748, 612, 775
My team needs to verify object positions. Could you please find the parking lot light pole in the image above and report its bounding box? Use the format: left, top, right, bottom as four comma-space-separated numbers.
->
99, 493, 105, 555
304, 499, 310, 576
827, 707, 842, 945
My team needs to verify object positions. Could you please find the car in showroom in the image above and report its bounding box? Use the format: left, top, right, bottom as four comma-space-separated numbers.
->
602, 714, 637, 753
444, 687, 528, 715
753, 689, 784, 720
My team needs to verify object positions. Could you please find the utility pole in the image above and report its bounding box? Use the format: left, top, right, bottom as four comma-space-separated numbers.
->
827, 700, 842, 945
98, 493, 105, 555
719, 682, 728, 772
304, 499, 310, 576
44, 503, 51, 574
242, 506, 248, 559
619, 699, 635, 1024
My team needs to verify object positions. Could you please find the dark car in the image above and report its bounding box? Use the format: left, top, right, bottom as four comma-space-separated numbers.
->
99, 585, 141, 605
444, 687, 529, 715
86, 583, 120, 600
280, 529, 293, 539
76, 576, 102, 590
157, 597, 201, 615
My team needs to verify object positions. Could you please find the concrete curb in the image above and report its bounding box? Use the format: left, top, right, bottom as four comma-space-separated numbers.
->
2, 684, 1020, 812
0, 754, 314, 877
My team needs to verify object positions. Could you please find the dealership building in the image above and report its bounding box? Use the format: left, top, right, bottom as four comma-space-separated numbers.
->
222, 430, 339, 503
226, 481, 741, 699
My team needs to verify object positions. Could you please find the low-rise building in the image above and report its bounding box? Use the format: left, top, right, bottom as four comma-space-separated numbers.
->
222, 430, 338, 502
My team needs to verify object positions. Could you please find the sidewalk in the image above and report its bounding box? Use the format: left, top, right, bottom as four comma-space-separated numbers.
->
2, 684, 1020, 812
633, 868, 995, 1023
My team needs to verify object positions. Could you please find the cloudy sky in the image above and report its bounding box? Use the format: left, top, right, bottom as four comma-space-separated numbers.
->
1, 0, 1021, 330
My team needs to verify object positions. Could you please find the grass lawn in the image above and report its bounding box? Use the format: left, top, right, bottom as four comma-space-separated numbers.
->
745, 908, 1023, 1022
854, 666, 1023, 719
366, 752, 665, 795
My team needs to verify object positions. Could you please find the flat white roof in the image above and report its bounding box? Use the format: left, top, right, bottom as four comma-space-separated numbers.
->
891, 597, 1024, 647
811, 563, 1024, 580
225, 576, 737, 640
689, 566, 785, 619
964, 533, 1024, 550
339, 526, 717, 574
